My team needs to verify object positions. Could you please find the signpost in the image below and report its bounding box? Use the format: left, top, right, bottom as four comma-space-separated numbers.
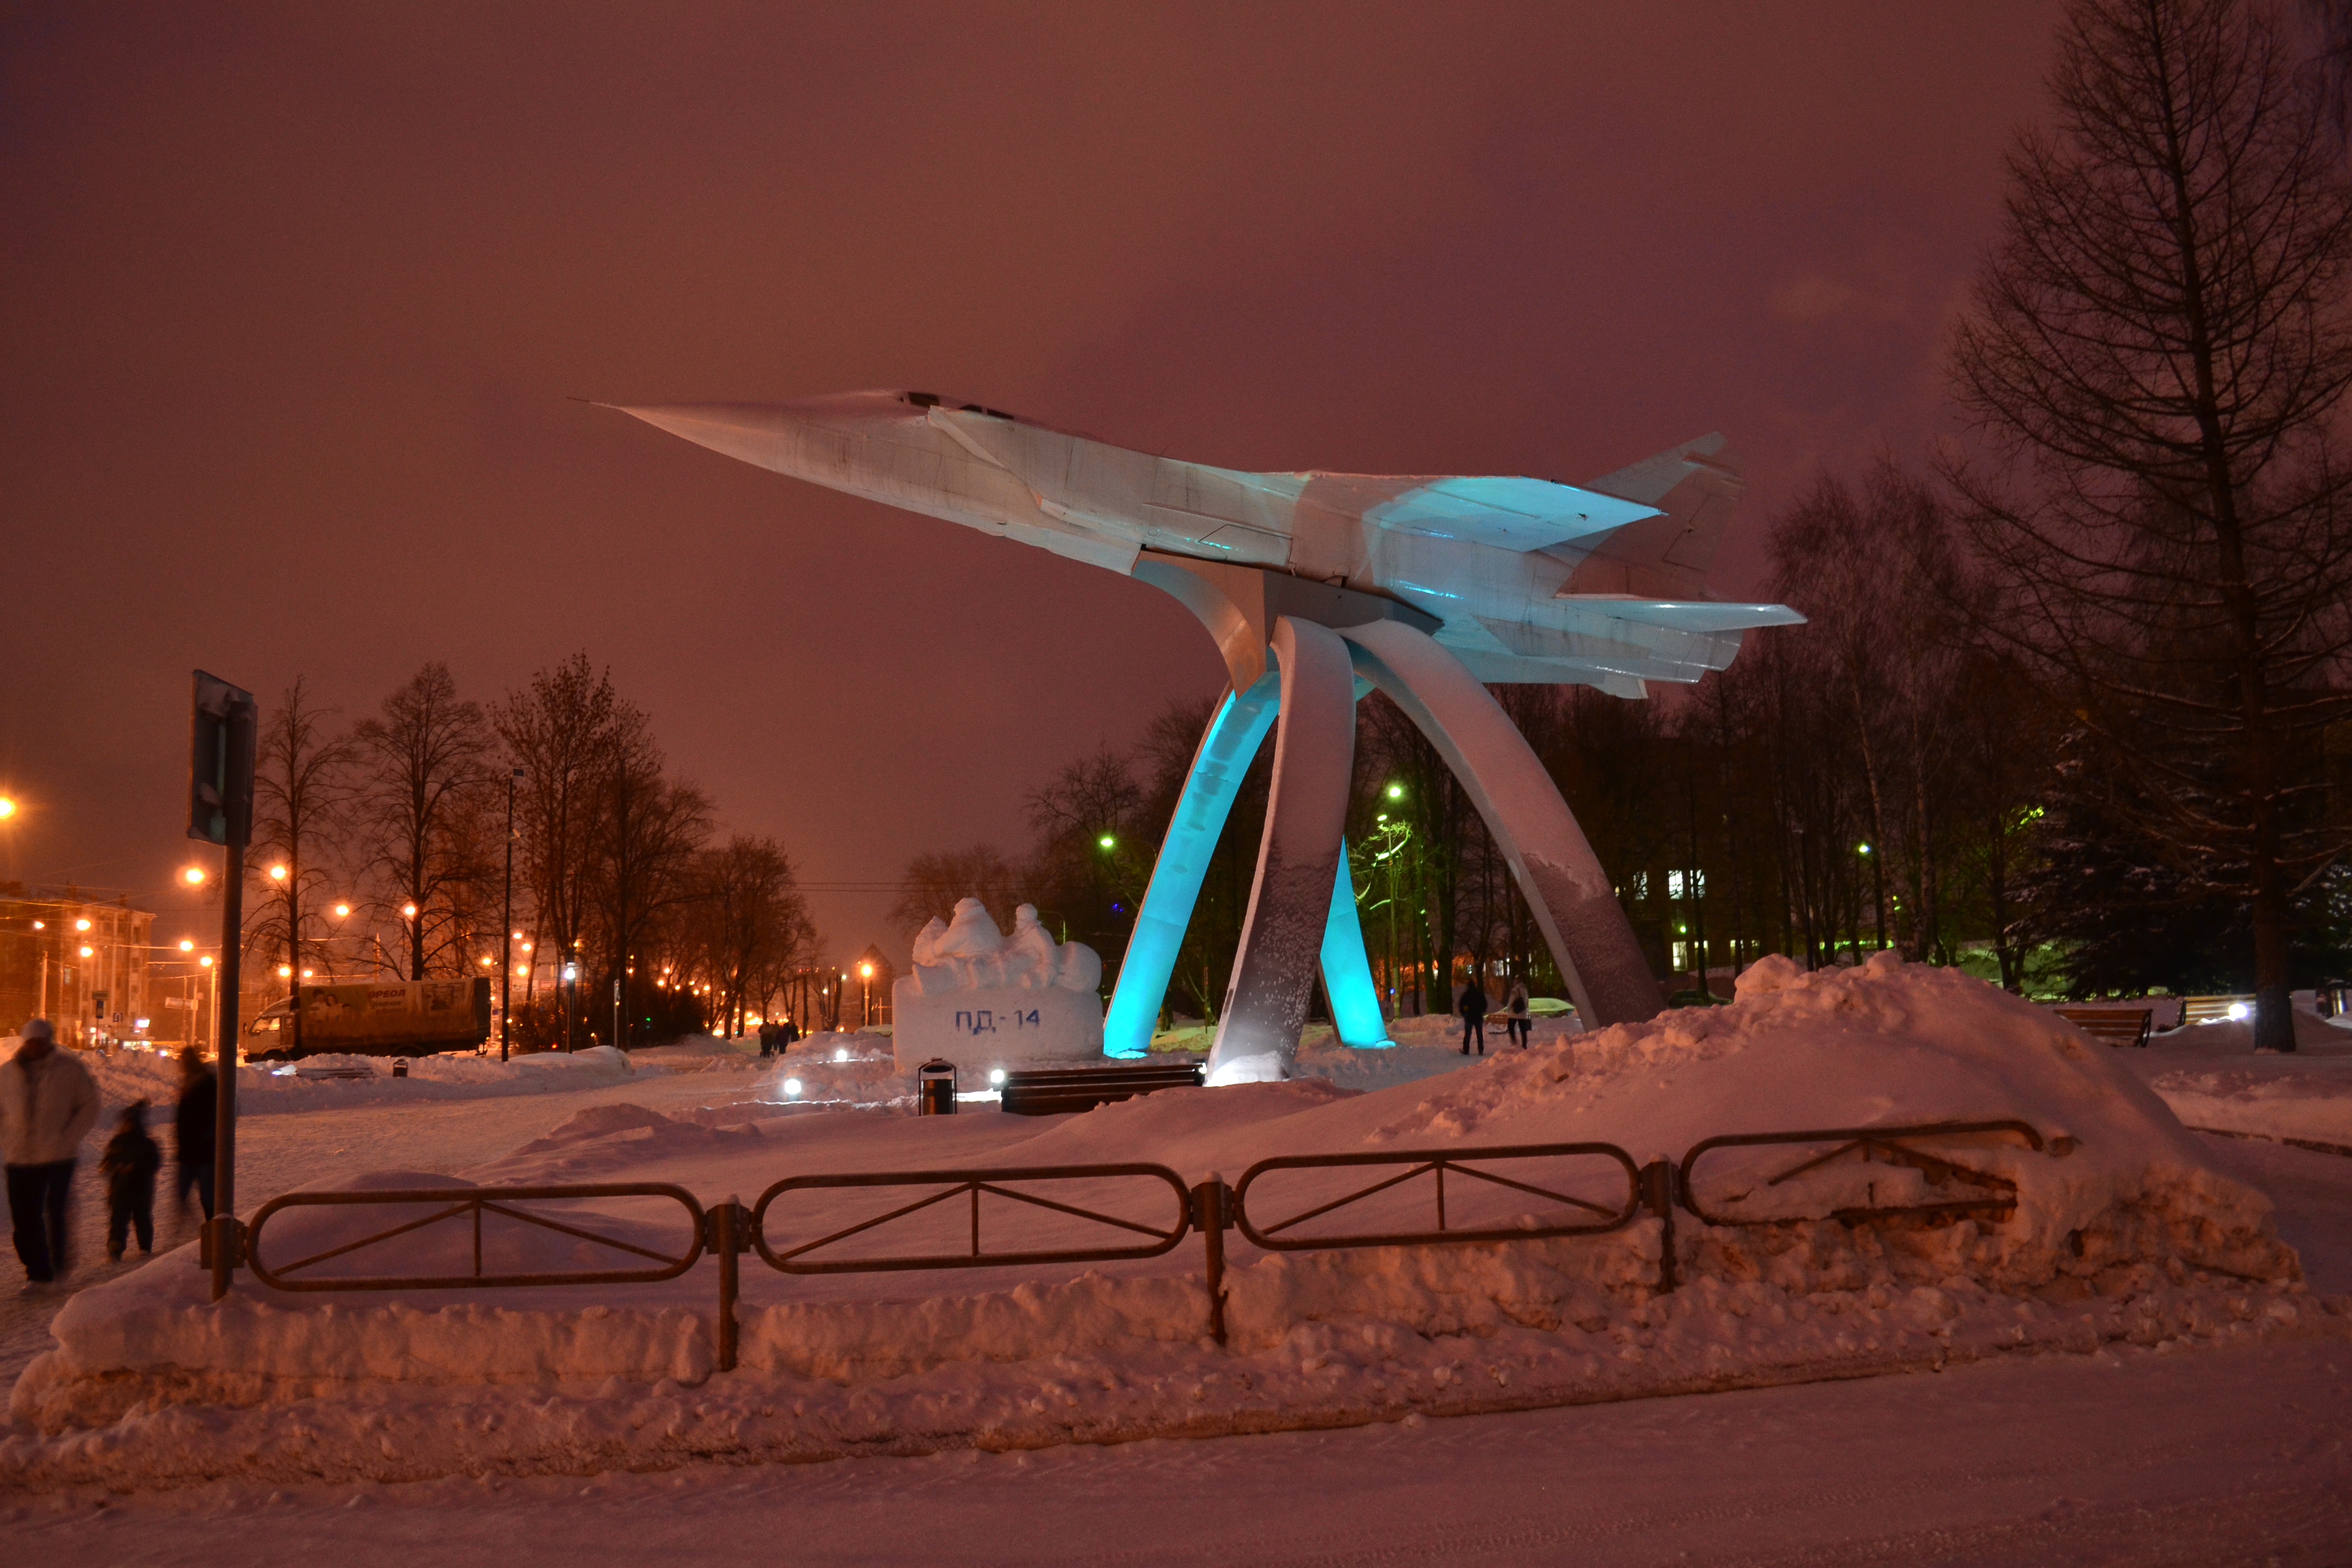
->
190, 670, 256, 1302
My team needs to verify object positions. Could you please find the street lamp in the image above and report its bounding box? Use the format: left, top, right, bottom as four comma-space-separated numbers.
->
499, 766, 523, 1061
182, 867, 206, 887
859, 960, 874, 1028
268, 865, 286, 881
332, 902, 350, 919
0, 796, 14, 819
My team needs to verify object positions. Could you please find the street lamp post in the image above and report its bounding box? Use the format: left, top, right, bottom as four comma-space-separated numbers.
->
500, 767, 522, 1061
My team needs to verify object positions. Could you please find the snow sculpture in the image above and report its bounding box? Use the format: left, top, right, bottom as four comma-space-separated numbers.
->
891, 899, 1105, 1074
608, 391, 1800, 1082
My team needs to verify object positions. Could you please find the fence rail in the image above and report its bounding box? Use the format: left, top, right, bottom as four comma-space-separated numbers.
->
1676, 1120, 2044, 1229
748, 1163, 1194, 1275
224, 1117, 2045, 1370
245, 1182, 707, 1292
1230, 1143, 1643, 1252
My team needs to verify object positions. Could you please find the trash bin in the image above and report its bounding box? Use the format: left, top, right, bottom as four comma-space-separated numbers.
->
391, 1058, 409, 1079
918, 1058, 957, 1116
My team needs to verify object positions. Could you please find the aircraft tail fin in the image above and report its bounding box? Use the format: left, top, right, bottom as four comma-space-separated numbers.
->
1560, 434, 1744, 598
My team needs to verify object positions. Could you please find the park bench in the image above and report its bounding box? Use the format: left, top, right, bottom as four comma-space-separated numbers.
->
2171, 995, 2253, 1029
999, 1061, 1206, 1117
2053, 1007, 2152, 1049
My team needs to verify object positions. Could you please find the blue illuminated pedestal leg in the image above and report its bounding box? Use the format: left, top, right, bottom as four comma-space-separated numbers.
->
1103, 646, 1393, 1061
1318, 842, 1391, 1047
1102, 674, 1280, 1057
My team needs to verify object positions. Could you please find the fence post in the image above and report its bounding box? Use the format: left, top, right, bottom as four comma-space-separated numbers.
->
1193, 1173, 1230, 1346
1640, 1158, 1677, 1294
711, 1195, 744, 1373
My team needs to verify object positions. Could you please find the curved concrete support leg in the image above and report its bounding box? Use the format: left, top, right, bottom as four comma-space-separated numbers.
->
1318, 842, 1392, 1047
1339, 619, 1665, 1028
1208, 618, 1357, 1082
1102, 674, 1281, 1057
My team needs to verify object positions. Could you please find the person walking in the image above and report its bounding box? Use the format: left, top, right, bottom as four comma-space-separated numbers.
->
100, 1101, 161, 1261
757, 1018, 778, 1059
1, 1018, 101, 1287
1458, 973, 1489, 1057
173, 1047, 216, 1223
1505, 977, 1531, 1048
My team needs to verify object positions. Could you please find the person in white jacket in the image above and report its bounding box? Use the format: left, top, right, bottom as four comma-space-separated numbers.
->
2, 1018, 101, 1285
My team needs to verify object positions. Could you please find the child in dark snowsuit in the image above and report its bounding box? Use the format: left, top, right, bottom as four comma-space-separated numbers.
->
101, 1101, 162, 1260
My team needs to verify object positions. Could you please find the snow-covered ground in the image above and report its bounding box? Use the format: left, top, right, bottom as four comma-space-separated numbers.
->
2106, 1006, 2352, 1150
4, 966, 2350, 1560
7, 956, 2342, 1493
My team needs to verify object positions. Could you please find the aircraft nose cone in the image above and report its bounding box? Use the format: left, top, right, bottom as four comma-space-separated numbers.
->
603, 402, 806, 472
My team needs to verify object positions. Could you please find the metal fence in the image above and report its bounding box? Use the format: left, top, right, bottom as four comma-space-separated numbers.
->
224, 1117, 2046, 1371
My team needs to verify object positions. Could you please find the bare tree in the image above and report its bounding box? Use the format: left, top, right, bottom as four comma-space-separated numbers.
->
585, 715, 711, 1044
1023, 745, 1145, 955
887, 844, 1025, 939
248, 677, 356, 1052
1945, 0, 2352, 1047
684, 835, 814, 1035
354, 662, 494, 979
498, 654, 624, 1014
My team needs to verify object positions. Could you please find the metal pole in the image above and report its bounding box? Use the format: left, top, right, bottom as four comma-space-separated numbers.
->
1195, 1173, 1227, 1346
210, 698, 255, 1303
715, 1196, 741, 1373
500, 768, 520, 1062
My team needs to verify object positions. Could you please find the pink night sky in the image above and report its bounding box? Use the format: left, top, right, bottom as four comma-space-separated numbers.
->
0, 3, 2059, 957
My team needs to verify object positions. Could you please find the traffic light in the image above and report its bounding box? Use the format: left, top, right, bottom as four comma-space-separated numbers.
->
188, 671, 256, 846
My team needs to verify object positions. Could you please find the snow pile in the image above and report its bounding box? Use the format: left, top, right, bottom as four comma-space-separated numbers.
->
8, 955, 2344, 1490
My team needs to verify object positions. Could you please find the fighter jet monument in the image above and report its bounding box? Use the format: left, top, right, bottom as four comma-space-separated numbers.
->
605, 391, 1800, 1082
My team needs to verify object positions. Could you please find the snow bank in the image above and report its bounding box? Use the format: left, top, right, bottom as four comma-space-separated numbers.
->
2122, 1008, 2352, 1148
9, 956, 2344, 1490
61, 1044, 642, 1119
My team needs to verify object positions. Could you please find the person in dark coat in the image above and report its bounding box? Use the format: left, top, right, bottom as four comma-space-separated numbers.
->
1458, 975, 1489, 1056
756, 1019, 778, 1059
173, 1048, 216, 1221
781, 1018, 801, 1049
101, 1101, 162, 1260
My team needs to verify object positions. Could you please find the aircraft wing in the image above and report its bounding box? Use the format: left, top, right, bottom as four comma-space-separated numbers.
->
1293, 472, 1661, 553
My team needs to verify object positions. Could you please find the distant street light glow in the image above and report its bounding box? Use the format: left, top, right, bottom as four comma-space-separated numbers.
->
182, 867, 206, 886
333, 902, 351, 918
0, 796, 14, 819
200, 955, 213, 968
79, 944, 93, 958
179, 939, 195, 952
401, 903, 418, 918
269, 865, 287, 880
75, 918, 91, 932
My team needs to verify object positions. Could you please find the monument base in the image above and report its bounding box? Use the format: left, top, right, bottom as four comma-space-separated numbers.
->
890, 978, 1105, 1076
